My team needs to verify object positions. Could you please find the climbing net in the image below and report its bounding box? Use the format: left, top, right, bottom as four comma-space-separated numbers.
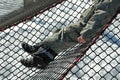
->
0, 0, 120, 80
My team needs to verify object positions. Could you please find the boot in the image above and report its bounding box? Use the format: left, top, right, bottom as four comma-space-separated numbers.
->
20, 56, 47, 69
21, 42, 40, 54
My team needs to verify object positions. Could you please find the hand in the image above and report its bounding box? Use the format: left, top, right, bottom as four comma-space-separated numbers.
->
77, 36, 86, 43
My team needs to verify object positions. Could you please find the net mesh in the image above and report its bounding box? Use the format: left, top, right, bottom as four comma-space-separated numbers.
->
64, 13, 120, 80
0, 0, 120, 80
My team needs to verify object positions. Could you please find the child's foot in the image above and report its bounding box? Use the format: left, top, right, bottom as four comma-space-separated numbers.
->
21, 42, 39, 54
20, 56, 47, 69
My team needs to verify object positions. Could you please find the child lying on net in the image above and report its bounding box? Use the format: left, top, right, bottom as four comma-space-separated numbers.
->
20, 0, 120, 68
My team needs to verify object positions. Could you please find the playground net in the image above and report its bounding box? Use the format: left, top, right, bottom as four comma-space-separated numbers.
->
0, 0, 120, 80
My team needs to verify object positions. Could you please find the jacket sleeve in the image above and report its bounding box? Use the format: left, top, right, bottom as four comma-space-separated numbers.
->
80, 0, 120, 42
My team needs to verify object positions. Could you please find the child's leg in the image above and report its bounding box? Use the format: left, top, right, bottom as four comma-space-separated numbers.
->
21, 47, 57, 68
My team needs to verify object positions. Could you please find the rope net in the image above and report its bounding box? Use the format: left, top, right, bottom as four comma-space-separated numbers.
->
0, 0, 120, 80
63, 13, 120, 80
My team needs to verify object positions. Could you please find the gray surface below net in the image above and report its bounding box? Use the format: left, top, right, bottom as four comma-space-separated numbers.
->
0, 0, 23, 17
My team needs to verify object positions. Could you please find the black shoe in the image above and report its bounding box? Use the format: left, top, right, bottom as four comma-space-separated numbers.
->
20, 56, 47, 69
21, 42, 39, 53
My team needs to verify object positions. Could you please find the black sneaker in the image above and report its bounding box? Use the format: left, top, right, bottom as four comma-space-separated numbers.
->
21, 42, 39, 54
20, 56, 47, 69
